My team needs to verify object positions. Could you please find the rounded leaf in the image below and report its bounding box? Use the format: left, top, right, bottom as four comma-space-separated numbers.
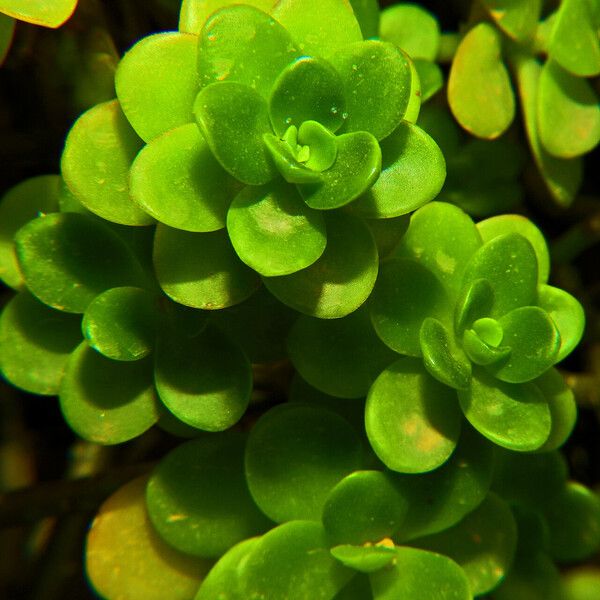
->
130, 124, 241, 232
414, 59, 443, 102
0, 0, 77, 27
179, 0, 274, 34
227, 180, 326, 276
365, 358, 462, 473
59, 342, 158, 444
481, 0, 541, 41
146, 434, 271, 558
61, 100, 152, 225
245, 404, 363, 522
116, 32, 199, 142
330, 545, 396, 574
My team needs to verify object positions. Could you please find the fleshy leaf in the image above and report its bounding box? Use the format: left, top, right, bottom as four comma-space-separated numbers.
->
198, 5, 298, 97
298, 121, 338, 171
396, 202, 482, 296
130, 123, 241, 232
154, 324, 252, 432
0, 14, 15, 64
417, 104, 462, 161
549, 0, 600, 77
239, 521, 354, 599
365, 358, 462, 473
365, 214, 410, 259
178, 0, 274, 34
538, 60, 600, 159
0, 292, 82, 395
16, 212, 151, 313
0, 0, 77, 28
491, 306, 560, 383
245, 404, 363, 522
481, 0, 541, 41
263, 212, 378, 319
322, 471, 409, 545
370, 258, 451, 356
0, 175, 61, 290
82, 287, 160, 362
477, 214, 550, 284
455, 279, 495, 335
331, 545, 396, 574
462, 328, 510, 366
146, 434, 271, 559
193, 82, 276, 185
414, 59, 443, 102
537, 284, 585, 362
269, 56, 346, 137
448, 23, 515, 139
287, 307, 397, 399
379, 4, 440, 60
61, 100, 152, 226
412, 493, 518, 596
227, 180, 326, 276
59, 342, 158, 444
330, 40, 411, 140
513, 53, 582, 207
348, 0, 379, 38
462, 233, 538, 318
153, 225, 260, 310
458, 367, 551, 451
86, 477, 211, 600
394, 424, 494, 542
369, 547, 471, 600
299, 131, 381, 210
272, 0, 362, 58
349, 122, 446, 218
115, 32, 199, 143
403, 55, 421, 124
420, 317, 472, 390
263, 133, 323, 184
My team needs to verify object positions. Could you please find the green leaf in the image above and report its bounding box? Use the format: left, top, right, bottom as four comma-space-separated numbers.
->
178, 0, 274, 34
533, 368, 577, 452
61, 100, 152, 226
153, 225, 260, 310
16, 212, 151, 313
299, 131, 382, 210
481, 0, 541, 41
227, 180, 326, 276
537, 284, 585, 362
348, 0, 379, 38
331, 545, 396, 574
448, 23, 515, 139
154, 324, 252, 432
193, 82, 276, 185
491, 306, 559, 383
263, 212, 378, 318
563, 569, 600, 600
512, 53, 582, 207
0, 14, 15, 65
115, 32, 198, 143
245, 404, 363, 522
462, 327, 510, 367
146, 433, 271, 559
82, 287, 160, 362
364, 214, 410, 259
455, 279, 495, 335
543, 483, 600, 563
369, 547, 471, 600
413, 59, 443, 102
322, 471, 409, 545
198, 5, 298, 98
379, 4, 440, 60
287, 307, 397, 399
462, 233, 538, 318
130, 123, 240, 232
0, 292, 82, 395
395, 202, 482, 297
269, 56, 346, 137
0, 175, 61, 290
549, 0, 600, 77
370, 258, 451, 356
538, 60, 600, 159
477, 214, 550, 284
0, 0, 77, 27
272, 0, 362, 58
403, 54, 421, 124
412, 493, 517, 596
298, 120, 338, 171
420, 318, 472, 390
330, 40, 411, 140
349, 122, 446, 218
394, 424, 494, 542
417, 104, 462, 158
365, 358, 462, 473
59, 342, 158, 444
86, 477, 211, 600
458, 367, 551, 451
263, 132, 323, 185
